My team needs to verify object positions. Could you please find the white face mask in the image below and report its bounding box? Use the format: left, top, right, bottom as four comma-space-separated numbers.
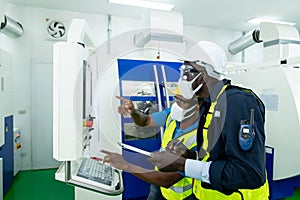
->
177, 73, 203, 99
170, 102, 197, 122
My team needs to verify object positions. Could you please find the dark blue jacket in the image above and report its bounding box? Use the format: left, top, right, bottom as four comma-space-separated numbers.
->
197, 79, 266, 194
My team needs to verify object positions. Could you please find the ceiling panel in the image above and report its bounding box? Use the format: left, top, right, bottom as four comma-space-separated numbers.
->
5, 0, 300, 32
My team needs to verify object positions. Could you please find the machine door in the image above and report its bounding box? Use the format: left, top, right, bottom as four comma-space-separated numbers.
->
117, 59, 181, 199
0, 115, 14, 195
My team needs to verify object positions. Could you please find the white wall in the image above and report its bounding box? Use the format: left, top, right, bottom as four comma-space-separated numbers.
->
0, 3, 260, 170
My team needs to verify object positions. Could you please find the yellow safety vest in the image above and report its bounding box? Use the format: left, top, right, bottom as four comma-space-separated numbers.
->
159, 114, 197, 200
193, 84, 269, 200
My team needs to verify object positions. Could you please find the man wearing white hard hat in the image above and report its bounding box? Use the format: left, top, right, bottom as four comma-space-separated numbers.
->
101, 88, 202, 200
148, 41, 269, 199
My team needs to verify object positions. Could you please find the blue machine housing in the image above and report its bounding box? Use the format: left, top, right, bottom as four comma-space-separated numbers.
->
0, 115, 14, 195
118, 59, 181, 199
266, 146, 300, 199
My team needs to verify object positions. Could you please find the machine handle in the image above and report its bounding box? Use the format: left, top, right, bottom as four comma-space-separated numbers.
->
160, 65, 170, 108
153, 65, 163, 112
153, 65, 165, 138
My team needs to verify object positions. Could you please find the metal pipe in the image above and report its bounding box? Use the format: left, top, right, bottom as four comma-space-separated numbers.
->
0, 15, 23, 38
65, 161, 71, 182
228, 28, 261, 55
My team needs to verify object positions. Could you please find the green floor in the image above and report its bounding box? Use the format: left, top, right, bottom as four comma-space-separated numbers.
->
4, 168, 74, 200
285, 187, 300, 200
3, 168, 300, 200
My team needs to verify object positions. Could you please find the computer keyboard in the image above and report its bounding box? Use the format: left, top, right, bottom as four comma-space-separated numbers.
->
77, 157, 113, 186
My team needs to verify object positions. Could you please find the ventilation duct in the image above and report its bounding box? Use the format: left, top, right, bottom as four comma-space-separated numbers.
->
228, 28, 262, 55
133, 10, 183, 47
134, 31, 183, 48
0, 15, 23, 38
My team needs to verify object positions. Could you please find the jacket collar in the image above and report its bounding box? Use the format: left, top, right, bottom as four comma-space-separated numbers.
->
204, 79, 231, 104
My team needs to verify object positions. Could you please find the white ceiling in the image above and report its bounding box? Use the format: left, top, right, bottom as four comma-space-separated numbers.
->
5, 0, 300, 32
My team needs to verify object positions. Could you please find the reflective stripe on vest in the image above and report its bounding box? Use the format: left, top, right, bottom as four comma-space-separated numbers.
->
160, 114, 197, 200
200, 85, 228, 162
169, 184, 193, 194
193, 84, 269, 200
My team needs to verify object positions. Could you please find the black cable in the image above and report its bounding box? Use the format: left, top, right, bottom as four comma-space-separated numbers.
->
236, 191, 244, 200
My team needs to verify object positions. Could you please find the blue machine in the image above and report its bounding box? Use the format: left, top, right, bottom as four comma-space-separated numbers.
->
0, 115, 14, 195
266, 146, 300, 199
117, 59, 182, 200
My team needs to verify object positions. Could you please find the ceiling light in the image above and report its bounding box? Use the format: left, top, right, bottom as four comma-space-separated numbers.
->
108, 0, 175, 11
247, 17, 296, 26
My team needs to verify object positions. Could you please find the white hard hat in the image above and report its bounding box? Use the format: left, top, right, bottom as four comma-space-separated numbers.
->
185, 41, 227, 80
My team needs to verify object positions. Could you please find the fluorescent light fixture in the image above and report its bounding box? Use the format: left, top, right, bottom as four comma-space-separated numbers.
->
108, 0, 175, 11
247, 17, 296, 26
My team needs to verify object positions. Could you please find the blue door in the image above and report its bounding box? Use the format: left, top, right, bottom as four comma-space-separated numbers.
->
117, 59, 181, 199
